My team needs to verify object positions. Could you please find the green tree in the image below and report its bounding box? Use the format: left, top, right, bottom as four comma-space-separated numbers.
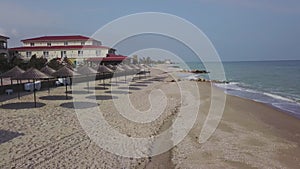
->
29, 54, 47, 70
0, 54, 10, 73
47, 58, 63, 70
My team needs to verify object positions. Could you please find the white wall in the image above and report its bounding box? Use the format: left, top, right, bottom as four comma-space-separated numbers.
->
19, 48, 108, 60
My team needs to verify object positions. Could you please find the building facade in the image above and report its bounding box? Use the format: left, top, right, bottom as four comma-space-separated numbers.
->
0, 35, 9, 57
10, 35, 113, 65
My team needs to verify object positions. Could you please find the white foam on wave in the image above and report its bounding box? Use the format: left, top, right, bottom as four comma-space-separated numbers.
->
272, 102, 300, 115
215, 81, 300, 117
263, 92, 295, 102
214, 82, 258, 93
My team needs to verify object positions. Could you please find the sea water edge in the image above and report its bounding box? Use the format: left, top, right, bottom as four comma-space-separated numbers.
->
173, 60, 300, 119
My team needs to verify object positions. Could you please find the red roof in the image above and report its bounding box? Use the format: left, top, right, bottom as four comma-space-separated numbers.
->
10, 45, 110, 51
21, 35, 97, 42
87, 55, 127, 62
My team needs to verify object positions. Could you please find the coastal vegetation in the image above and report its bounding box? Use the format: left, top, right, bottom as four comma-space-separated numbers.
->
0, 54, 72, 73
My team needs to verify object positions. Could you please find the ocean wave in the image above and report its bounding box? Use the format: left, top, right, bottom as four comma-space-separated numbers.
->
214, 81, 300, 117
263, 92, 295, 102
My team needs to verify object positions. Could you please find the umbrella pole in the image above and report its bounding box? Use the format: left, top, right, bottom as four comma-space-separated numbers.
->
65, 79, 68, 99
87, 75, 89, 93
17, 80, 20, 99
102, 72, 105, 88
125, 72, 127, 82
48, 79, 50, 94
1, 78, 2, 86
70, 77, 72, 89
33, 79, 36, 108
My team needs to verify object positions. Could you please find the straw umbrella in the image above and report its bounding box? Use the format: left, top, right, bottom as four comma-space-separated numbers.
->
97, 65, 113, 88
143, 65, 151, 77
115, 66, 125, 84
106, 64, 116, 71
137, 65, 147, 78
40, 65, 55, 76
13, 68, 52, 107
0, 66, 25, 86
40, 66, 56, 93
131, 64, 142, 79
52, 66, 79, 99
119, 65, 132, 82
77, 65, 97, 92
0, 66, 25, 99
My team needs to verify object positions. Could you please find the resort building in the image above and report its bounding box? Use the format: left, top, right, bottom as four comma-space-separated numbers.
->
0, 35, 9, 57
10, 35, 127, 65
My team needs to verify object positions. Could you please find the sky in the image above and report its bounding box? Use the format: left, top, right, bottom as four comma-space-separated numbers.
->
0, 0, 300, 61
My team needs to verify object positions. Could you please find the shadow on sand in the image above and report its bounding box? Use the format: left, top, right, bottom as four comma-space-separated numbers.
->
136, 81, 153, 84
104, 90, 132, 95
118, 86, 141, 90
129, 84, 148, 87
39, 95, 73, 100
65, 90, 93, 94
60, 102, 99, 109
0, 130, 24, 144
84, 87, 109, 90
86, 95, 118, 100
0, 102, 46, 109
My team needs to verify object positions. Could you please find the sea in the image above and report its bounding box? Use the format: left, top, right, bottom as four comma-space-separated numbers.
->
175, 60, 300, 119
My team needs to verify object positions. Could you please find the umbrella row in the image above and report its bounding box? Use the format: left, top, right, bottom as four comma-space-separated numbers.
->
0, 64, 151, 107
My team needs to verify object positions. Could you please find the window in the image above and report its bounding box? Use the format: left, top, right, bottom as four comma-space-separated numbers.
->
26, 51, 32, 58
0, 42, 6, 49
64, 42, 68, 46
30, 43, 34, 46
47, 42, 51, 46
78, 50, 83, 56
81, 41, 85, 45
43, 51, 49, 57
61, 51, 67, 58
96, 50, 101, 56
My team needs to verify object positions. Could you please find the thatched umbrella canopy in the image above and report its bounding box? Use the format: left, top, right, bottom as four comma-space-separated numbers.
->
53, 66, 79, 77
0, 66, 25, 86
97, 65, 114, 87
119, 65, 132, 82
137, 65, 148, 78
77, 65, 98, 75
143, 65, 151, 76
106, 64, 116, 71
40, 65, 56, 76
13, 68, 52, 107
114, 66, 125, 84
130, 64, 140, 73
52, 66, 80, 99
77, 65, 97, 92
40, 66, 56, 93
122, 65, 133, 71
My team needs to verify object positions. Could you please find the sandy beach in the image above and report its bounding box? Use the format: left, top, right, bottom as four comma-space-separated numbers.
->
0, 65, 300, 168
